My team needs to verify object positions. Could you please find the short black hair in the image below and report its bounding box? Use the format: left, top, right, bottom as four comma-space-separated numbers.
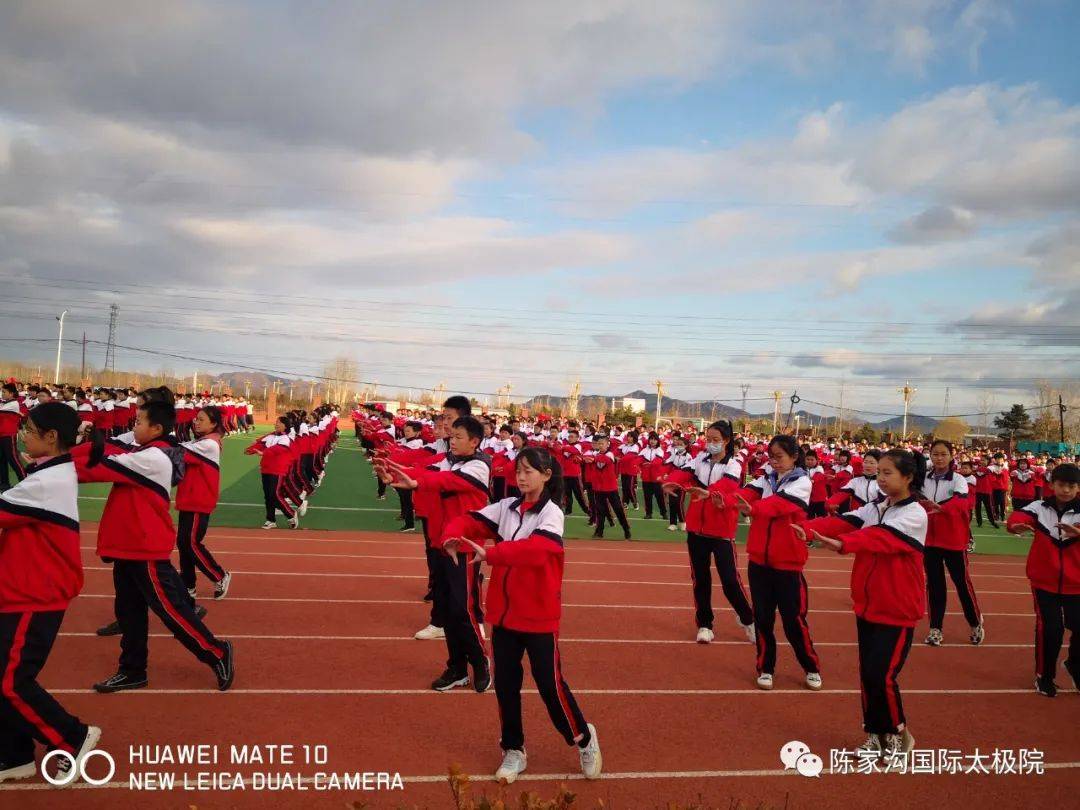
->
2, 383, 16, 397
452, 415, 484, 444
140, 400, 176, 436
1050, 463, 1080, 485
443, 395, 471, 417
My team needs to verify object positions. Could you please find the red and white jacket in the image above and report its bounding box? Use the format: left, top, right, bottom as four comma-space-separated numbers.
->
444, 496, 566, 633
412, 454, 491, 547
827, 474, 880, 512
739, 469, 813, 571
639, 445, 667, 484
177, 434, 222, 514
920, 470, 970, 551
1010, 468, 1037, 501
72, 438, 179, 561
664, 454, 744, 540
0, 398, 25, 437
246, 432, 293, 475
803, 496, 928, 627
584, 450, 619, 492
1007, 498, 1080, 595
0, 455, 83, 612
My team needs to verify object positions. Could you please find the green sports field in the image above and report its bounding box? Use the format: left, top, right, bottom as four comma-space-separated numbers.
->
72, 429, 1032, 555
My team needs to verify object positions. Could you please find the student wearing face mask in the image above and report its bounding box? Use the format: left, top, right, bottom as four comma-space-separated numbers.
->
662, 422, 755, 644
661, 435, 691, 532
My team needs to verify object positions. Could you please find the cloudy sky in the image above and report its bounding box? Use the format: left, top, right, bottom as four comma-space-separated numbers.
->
1, 1, 1077, 418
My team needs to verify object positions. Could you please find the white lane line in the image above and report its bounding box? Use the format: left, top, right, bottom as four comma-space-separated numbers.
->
55, 632, 1035, 648
73, 546, 1029, 579
72, 592, 1036, 616
75, 566, 1034, 593
36, 687, 1049, 696
7, 762, 1077, 791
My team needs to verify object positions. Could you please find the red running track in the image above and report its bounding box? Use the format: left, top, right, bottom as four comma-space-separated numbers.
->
3, 525, 1077, 809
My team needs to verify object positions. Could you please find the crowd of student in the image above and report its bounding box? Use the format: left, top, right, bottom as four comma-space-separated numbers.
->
0, 379, 339, 786
0, 377, 1074, 789
357, 399, 1079, 783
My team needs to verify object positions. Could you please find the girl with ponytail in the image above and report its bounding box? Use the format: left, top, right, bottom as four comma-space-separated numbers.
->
795, 447, 930, 762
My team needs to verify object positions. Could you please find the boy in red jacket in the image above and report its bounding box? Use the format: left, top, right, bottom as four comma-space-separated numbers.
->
246, 416, 298, 529
1006, 463, 1080, 697
0, 382, 27, 491
442, 447, 601, 785
0, 403, 101, 786
379, 414, 491, 692
74, 401, 234, 693
582, 435, 631, 539
797, 448, 929, 761
178, 405, 229, 608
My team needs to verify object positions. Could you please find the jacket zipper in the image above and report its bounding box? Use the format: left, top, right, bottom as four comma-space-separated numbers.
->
497, 508, 527, 627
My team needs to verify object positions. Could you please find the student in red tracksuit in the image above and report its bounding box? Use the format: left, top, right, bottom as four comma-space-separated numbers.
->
973, 458, 999, 528
555, 428, 589, 516
178, 405, 230, 609
1010, 458, 1037, 512
582, 435, 631, 539
0, 383, 27, 491
796, 448, 928, 760
441, 447, 602, 785
734, 435, 821, 690
617, 431, 642, 510
826, 450, 880, 514
804, 450, 828, 518
0, 403, 102, 786
828, 451, 854, 497
380, 413, 491, 691
246, 417, 298, 529
661, 421, 754, 644
1006, 463, 1080, 698
920, 440, 982, 647
990, 454, 1009, 522
72, 401, 234, 693
639, 432, 668, 520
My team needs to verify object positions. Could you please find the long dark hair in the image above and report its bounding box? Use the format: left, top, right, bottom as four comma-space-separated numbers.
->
515, 447, 564, 506
199, 405, 224, 435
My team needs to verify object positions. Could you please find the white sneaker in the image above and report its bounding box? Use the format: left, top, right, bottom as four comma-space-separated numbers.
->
883, 728, 915, 759
214, 572, 232, 600
54, 725, 102, 788
756, 673, 774, 690
187, 587, 197, 601
970, 623, 985, 645
740, 621, 756, 644
495, 749, 527, 784
925, 628, 943, 646
578, 723, 602, 780
856, 734, 882, 757
299, 499, 309, 516
0, 760, 35, 784
696, 627, 714, 644
414, 624, 445, 640
679, 522, 686, 531
805, 672, 823, 690
261, 521, 276, 530
667, 524, 678, 532
288, 515, 299, 529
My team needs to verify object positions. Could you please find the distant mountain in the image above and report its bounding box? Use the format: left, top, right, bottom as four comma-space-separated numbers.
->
522, 390, 939, 435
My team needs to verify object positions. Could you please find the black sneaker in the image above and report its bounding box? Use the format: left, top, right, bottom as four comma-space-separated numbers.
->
96, 620, 121, 637
93, 672, 147, 693
474, 659, 492, 693
623, 530, 632, 541
1064, 659, 1079, 692
432, 669, 469, 692
194, 604, 208, 619
1035, 676, 1057, 698
214, 641, 235, 691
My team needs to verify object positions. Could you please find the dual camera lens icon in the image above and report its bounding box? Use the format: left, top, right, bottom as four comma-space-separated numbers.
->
780, 740, 823, 778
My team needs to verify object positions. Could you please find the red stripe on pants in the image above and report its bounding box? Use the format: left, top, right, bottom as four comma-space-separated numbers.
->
2, 613, 65, 749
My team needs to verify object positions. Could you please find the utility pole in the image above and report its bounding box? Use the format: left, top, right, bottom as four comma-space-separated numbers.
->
772, 390, 783, 434
942, 387, 950, 418
740, 383, 750, 414
1060, 394, 1067, 443
899, 382, 917, 439
654, 380, 664, 429
567, 380, 580, 419
53, 310, 68, 385
192, 372, 197, 395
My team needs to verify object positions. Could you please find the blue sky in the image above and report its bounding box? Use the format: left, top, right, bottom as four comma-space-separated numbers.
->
0, 1, 1077, 419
